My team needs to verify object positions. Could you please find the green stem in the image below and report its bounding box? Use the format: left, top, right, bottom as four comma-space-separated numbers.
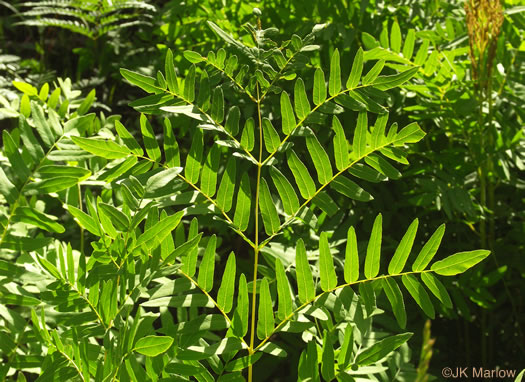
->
248, 84, 264, 382
78, 184, 85, 257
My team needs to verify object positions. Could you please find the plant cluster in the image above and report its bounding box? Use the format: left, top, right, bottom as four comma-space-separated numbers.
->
0, 1, 524, 381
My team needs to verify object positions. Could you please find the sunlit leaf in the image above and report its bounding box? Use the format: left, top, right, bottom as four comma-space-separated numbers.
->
257, 277, 274, 340
364, 214, 382, 279
431, 250, 491, 276
133, 336, 174, 357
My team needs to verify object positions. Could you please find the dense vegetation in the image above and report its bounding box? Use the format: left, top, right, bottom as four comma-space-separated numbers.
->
0, 1, 524, 381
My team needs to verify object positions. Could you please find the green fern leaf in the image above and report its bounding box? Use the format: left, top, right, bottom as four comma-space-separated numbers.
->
257, 277, 274, 340
344, 226, 359, 283
412, 224, 445, 272
281, 91, 296, 135
241, 118, 255, 151
184, 65, 196, 102
430, 250, 491, 276
319, 232, 337, 291
389, 218, 418, 274
321, 331, 335, 380
287, 150, 316, 199
364, 214, 382, 279
275, 258, 293, 320
420, 273, 453, 309
306, 133, 332, 185
269, 167, 300, 215
329, 48, 341, 96
401, 274, 435, 318
294, 78, 310, 120
233, 173, 251, 231
185, 129, 203, 184
225, 106, 241, 136
263, 118, 281, 153
165, 49, 179, 94
331, 116, 349, 171
200, 144, 220, 197
164, 118, 180, 167
216, 157, 237, 212
313, 68, 327, 106
232, 273, 249, 337
347, 47, 364, 89
353, 111, 368, 158
259, 178, 280, 235
382, 278, 407, 328
115, 120, 143, 156
140, 114, 161, 162
211, 88, 224, 123
296, 239, 315, 304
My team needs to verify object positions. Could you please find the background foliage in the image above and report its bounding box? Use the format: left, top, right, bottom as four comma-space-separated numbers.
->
0, 0, 524, 381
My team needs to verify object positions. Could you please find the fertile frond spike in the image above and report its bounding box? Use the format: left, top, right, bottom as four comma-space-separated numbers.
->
319, 232, 337, 291
364, 214, 382, 279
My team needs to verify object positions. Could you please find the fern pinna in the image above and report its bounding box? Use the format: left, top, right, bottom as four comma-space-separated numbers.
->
0, 18, 490, 382
16, 0, 156, 39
